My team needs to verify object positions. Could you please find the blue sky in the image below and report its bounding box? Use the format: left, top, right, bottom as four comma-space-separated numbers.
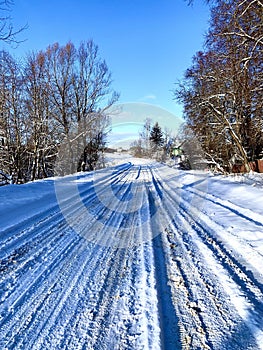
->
4, 0, 210, 120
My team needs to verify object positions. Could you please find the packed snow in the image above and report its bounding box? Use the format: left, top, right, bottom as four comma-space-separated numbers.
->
0, 154, 263, 349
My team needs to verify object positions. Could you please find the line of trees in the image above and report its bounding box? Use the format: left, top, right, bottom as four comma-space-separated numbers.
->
175, 0, 263, 172
0, 40, 119, 183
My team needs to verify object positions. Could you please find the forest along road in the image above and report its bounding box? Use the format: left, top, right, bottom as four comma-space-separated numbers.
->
0, 159, 263, 349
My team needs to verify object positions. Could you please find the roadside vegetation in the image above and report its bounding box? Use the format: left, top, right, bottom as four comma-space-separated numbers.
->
0, 41, 119, 183
176, 0, 263, 173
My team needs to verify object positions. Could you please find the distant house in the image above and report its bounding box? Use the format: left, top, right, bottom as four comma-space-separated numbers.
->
104, 147, 116, 153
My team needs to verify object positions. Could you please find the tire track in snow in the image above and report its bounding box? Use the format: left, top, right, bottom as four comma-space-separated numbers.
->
0, 164, 130, 259
86, 165, 162, 349
151, 163, 263, 349
0, 165, 138, 348
0, 163, 166, 349
0, 234, 83, 348
147, 168, 218, 348
144, 165, 222, 348
156, 166, 263, 299
184, 185, 263, 228
1, 161, 263, 349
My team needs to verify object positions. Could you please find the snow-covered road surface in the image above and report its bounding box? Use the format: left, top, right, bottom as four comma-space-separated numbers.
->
0, 158, 263, 349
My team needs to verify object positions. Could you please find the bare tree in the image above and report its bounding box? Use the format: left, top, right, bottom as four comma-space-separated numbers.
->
0, 51, 10, 177
0, 0, 26, 44
72, 40, 119, 171
175, 0, 263, 173
24, 51, 56, 180
43, 42, 76, 173
38, 40, 119, 175
130, 138, 143, 158
139, 118, 152, 156
0, 40, 119, 182
0, 50, 27, 182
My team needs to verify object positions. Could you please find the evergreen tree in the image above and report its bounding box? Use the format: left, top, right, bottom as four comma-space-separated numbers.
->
150, 122, 164, 151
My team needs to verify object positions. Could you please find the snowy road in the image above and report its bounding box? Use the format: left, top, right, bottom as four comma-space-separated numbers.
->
0, 159, 263, 349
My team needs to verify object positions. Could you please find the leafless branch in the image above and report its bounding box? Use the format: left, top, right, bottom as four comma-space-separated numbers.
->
0, 0, 27, 44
